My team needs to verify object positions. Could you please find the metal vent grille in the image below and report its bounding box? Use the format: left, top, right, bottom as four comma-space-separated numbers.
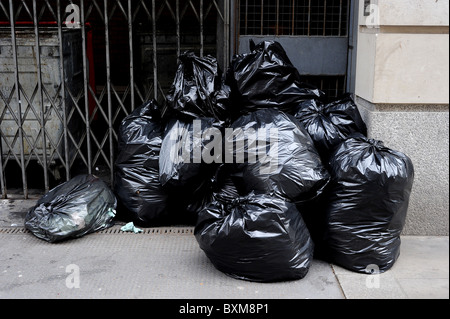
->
98, 226, 195, 235
239, 0, 349, 36
301, 75, 347, 101
0, 226, 195, 235
0, 227, 30, 234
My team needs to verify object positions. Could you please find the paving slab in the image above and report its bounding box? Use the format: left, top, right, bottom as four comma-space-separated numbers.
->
0, 199, 33, 227
0, 226, 344, 299
332, 236, 449, 299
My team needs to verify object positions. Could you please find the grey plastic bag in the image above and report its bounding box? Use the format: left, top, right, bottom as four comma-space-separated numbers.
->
25, 174, 117, 243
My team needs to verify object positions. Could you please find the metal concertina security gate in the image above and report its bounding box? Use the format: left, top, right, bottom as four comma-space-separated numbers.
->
0, 0, 231, 199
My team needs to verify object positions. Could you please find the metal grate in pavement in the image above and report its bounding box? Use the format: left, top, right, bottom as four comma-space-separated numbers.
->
98, 226, 195, 235
0, 227, 29, 234
0, 226, 194, 235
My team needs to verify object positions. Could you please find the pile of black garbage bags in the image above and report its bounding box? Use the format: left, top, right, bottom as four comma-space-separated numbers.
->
25, 41, 414, 283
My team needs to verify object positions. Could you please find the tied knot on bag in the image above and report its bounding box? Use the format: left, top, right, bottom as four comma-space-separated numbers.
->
230, 194, 253, 208
179, 51, 196, 63
42, 193, 68, 215
367, 138, 386, 151
315, 104, 326, 116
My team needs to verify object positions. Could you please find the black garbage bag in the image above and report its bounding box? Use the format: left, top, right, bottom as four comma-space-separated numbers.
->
293, 94, 367, 163
159, 117, 222, 190
114, 100, 170, 226
165, 177, 215, 226
164, 165, 240, 226
324, 134, 415, 273
195, 192, 314, 282
25, 174, 117, 243
226, 40, 323, 115
227, 108, 330, 202
162, 51, 231, 123
296, 185, 332, 260
210, 164, 241, 204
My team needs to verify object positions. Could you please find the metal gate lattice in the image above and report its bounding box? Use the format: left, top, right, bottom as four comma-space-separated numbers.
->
239, 0, 349, 36
0, 0, 230, 199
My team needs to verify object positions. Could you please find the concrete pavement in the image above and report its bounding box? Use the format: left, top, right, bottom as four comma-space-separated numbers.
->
0, 199, 448, 300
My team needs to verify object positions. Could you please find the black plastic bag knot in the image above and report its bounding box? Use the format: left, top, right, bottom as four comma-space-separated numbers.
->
367, 138, 385, 150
